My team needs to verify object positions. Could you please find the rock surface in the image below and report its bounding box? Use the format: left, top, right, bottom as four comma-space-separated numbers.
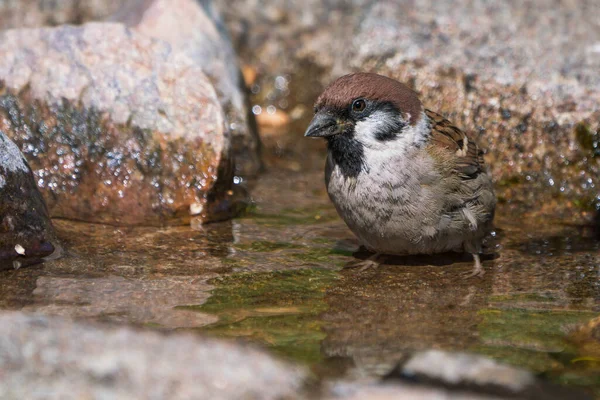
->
113, 0, 261, 176
0, 23, 239, 226
216, 0, 600, 220
0, 0, 261, 177
0, 312, 306, 400
0, 132, 56, 271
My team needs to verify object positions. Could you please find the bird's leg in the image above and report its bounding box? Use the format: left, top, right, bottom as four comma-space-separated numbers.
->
461, 253, 484, 279
344, 253, 382, 272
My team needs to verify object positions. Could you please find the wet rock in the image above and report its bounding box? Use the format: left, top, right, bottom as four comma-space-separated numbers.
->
0, 132, 57, 271
0, 0, 261, 178
215, 0, 600, 220
0, 312, 306, 399
0, 23, 240, 226
113, 0, 261, 176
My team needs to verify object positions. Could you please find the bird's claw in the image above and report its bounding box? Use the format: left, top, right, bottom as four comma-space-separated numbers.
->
461, 267, 485, 279
344, 259, 379, 272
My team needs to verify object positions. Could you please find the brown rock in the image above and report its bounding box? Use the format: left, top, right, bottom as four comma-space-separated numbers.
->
0, 23, 238, 226
0, 132, 57, 271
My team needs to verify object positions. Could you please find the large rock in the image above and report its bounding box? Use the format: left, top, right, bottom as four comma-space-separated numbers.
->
0, 23, 239, 226
215, 0, 600, 220
0, 132, 57, 271
113, 0, 261, 176
0, 0, 261, 177
0, 312, 306, 399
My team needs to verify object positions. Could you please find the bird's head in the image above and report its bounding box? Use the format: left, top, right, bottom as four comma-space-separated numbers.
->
304, 73, 426, 152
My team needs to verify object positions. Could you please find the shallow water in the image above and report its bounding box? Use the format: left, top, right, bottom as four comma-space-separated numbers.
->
0, 134, 599, 395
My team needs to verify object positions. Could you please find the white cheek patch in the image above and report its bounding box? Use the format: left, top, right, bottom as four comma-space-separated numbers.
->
359, 110, 432, 167
354, 110, 402, 141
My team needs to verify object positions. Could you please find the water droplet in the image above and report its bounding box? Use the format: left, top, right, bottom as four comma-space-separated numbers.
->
275, 76, 288, 90
252, 105, 262, 115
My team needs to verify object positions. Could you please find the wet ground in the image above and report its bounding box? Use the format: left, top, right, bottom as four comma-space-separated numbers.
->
0, 130, 599, 396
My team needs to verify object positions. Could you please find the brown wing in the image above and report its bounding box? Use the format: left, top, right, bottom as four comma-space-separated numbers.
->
425, 109, 485, 179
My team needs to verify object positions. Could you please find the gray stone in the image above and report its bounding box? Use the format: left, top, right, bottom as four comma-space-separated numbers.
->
0, 312, 306, 400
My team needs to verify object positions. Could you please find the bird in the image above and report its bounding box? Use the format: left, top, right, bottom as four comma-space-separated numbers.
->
304, 73, 496, 277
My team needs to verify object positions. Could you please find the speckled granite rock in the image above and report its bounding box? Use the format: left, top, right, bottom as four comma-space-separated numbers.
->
0, 23, 240, 226
0, 0, 261, 177
0, 132, 57, 271
216, 0, 600, 220
0, 312, 306, 400
113, 0, 261, 176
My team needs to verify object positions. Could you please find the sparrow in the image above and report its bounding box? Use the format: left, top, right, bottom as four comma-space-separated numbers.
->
304, 73, 496, 277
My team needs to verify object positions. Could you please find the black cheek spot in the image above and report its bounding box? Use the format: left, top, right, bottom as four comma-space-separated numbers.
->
370, 102, 407, 142
374, 119, 407, 142
327, 134, 365, 178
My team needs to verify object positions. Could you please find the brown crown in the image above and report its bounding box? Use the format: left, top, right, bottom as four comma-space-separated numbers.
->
315, 73, 422, 125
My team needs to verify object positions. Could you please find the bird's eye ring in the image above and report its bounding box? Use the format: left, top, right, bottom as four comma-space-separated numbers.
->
351, 99, 366, 113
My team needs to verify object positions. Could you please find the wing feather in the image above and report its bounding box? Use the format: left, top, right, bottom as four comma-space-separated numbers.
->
425, 109, 485, 179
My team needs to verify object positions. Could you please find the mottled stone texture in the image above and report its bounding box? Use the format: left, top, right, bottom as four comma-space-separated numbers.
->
0, 312, 306, 400
113, 0, 261, 176
0, 24, 237, 226
0, 132, 56, 271
0, 0, 261, 177
216, 0, 600, 220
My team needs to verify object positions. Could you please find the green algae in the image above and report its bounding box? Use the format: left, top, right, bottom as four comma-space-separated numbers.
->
488, 293, 558, 304
473, 307, 600, 393
179, 268, 340, 364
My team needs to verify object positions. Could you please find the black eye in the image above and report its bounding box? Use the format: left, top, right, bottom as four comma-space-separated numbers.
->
351, 99, 366, 113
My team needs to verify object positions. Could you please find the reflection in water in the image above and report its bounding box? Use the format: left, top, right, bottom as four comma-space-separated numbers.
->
321, 264, 492, 377
25, 275, 216, 328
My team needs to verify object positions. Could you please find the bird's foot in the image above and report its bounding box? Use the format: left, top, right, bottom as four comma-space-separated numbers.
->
344, 254, 381, 272
461, 253, 484, 279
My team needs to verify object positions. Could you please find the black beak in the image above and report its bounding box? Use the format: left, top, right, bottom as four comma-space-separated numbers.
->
304, 112, 341, 138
